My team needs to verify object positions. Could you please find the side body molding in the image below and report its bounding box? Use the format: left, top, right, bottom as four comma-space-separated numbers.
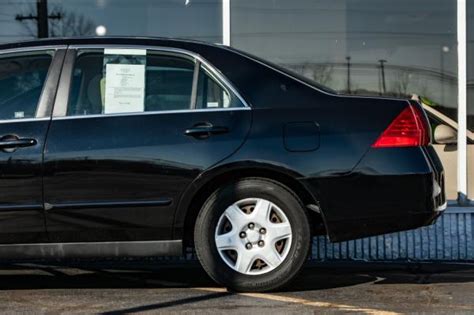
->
0, 240, 182, 259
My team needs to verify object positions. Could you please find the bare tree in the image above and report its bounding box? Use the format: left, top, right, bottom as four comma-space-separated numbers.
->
310, 64, 333, 86
390, 71, 411, 97
282, 62, 334, 87
17, 4, 95, 38
50, 4, 95, 37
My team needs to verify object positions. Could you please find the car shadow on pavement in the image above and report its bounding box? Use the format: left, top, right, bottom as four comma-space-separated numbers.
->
285, 262, 474, 291
101, 291, 233, 315
0, 261, 471, 313
0, 261, 379, 291
0, 261, 471, 292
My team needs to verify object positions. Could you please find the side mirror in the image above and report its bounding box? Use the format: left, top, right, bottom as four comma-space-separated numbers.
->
434, 124, 457, 144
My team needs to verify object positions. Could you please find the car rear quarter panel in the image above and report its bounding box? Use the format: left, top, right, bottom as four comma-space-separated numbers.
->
233, 105, 440, 242
104, 39, 436, 243
173, 43, 427, 241
182, 42, 411, 177
236, 97, 407, 177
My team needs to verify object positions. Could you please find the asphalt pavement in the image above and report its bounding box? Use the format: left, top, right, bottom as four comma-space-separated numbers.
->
0, 260, 472, 314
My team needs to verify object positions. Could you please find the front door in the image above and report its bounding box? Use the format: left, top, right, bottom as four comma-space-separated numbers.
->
0, 48, 63, 243
43, 47, 251, 242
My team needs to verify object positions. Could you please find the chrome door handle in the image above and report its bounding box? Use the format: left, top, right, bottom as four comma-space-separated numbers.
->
0, 135, 37, 152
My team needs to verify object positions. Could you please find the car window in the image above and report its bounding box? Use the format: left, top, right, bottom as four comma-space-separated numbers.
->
67, 49, 245, 116
67, 49, 195, 116
196, 67, 232, 109
0, 52, 53, 120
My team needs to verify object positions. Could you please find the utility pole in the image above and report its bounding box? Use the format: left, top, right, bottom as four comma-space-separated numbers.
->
346, 56, 351, 94
36, 0, 48, 38
440, 46, 450, 107
16, 0, 61, 38
378, 59, 387, 94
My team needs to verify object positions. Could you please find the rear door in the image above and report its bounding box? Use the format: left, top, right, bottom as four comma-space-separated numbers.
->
0, 47, 64, 243
43, 46, 251, 242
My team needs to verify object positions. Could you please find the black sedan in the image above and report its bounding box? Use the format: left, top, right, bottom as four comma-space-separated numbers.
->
0, 37, 445, 292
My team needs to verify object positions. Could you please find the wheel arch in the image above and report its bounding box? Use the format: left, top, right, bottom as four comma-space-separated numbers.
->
173, 161, 326, 245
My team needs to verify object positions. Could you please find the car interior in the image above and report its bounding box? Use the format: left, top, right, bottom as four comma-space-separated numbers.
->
0, 54, 52, 120
67, 51, 232, 116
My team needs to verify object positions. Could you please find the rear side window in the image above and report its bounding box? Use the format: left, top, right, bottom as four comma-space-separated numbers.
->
146, 56, 194, 112
68, 50, 195, 116
0, 52, 53, 120
67, 48, 244, 117
196, 67, 232, 109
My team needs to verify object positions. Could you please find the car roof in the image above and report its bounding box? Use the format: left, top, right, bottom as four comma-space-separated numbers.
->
0, 36, 341, 109
0, 36, 223, 51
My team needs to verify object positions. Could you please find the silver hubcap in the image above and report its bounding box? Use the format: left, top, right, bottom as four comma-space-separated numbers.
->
214, 198, 292, 275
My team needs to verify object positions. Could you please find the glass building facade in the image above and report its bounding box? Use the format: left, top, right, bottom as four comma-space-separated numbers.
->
0, 0, 472, 259
0, 0, 222, 42
4, 0, 462, 199
0, 0, 474, 200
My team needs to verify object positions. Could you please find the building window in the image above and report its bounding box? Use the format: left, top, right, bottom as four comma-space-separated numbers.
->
231, 0, 461, 199
1, 0, 222, 44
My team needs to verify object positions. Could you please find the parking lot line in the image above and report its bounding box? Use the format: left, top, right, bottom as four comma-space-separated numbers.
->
196, 287, 401, 315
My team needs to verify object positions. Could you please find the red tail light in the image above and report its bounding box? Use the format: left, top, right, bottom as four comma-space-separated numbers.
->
372, 105, 430, 148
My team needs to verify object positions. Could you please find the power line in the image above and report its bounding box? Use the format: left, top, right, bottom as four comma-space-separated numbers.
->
0, 34, 32, 37
346, 56, 351, 94
15, 0, 61, 38
378, 59, 387, 94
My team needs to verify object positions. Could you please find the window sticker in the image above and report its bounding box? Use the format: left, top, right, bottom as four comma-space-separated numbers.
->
104, 63, 145, 114
104, 49, 147, 56
103, 49, 147, 114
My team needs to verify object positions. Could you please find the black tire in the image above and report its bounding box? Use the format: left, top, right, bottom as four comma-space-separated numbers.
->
194, 178, 311, 292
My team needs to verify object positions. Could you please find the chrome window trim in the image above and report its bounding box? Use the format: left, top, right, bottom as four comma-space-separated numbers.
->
0, 45, 67, 56
52, 106, 250, 121
0, 117, 50, 125
57, 44, 250, 119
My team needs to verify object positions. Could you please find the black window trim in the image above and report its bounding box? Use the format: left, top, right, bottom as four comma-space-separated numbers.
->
52, 44, 250, 120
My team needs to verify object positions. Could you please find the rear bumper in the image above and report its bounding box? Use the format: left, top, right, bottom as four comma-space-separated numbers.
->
300, 146, 445, 242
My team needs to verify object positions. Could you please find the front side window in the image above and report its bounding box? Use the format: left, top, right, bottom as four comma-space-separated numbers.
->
0, 52, 53, 120
67, 49, 244, 116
